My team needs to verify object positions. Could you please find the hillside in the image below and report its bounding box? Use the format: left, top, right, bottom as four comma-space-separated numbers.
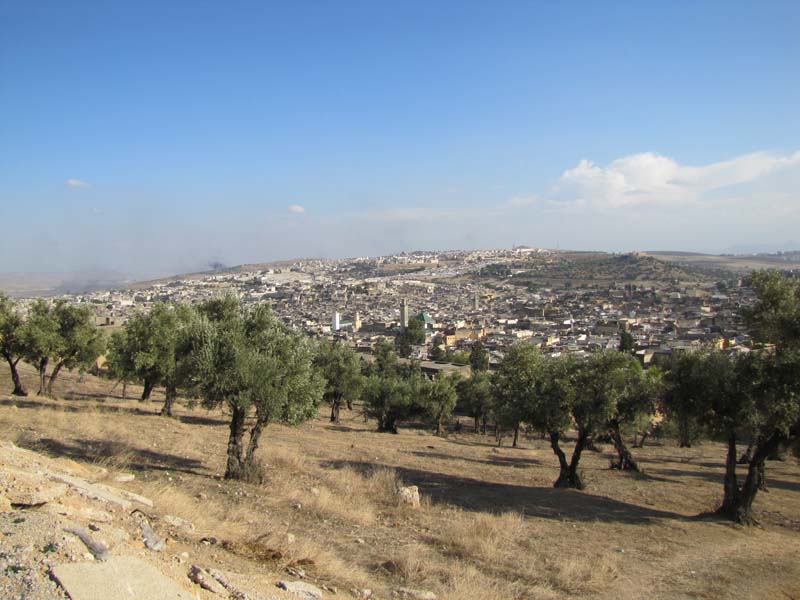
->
2, 364, 799, 599
477, 251, 731, 288
644, 251, 800, 274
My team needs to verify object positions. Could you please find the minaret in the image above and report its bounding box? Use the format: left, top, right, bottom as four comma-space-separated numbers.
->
474, 291, 479, 311
332, 312, 341, 331
400, 299, 409, 328
354, 311, 362, 332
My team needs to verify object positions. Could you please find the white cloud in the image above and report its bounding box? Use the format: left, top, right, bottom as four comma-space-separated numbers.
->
552, 150, 800, 210
288, 204, 306, 214
66, 178, 89, 188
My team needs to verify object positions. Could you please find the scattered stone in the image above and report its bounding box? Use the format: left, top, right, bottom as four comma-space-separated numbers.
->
113, 473, 135, 483
200, 536, 219, 545
64, 526, 110, 561
278, 580, 324, 600
51, 555, 195, 600
397, 485, 421, 509
45, 501, 114, 523
0, 493, 12, 512
3, 468, 69, 506
286, 532, 296, 544
286, 565, 306, 578
164, 514, 195, 531
189, 564, 227, 594
133, 512, 166, 551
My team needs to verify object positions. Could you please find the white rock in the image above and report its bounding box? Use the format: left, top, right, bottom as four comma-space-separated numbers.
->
397, 485, 421, 509
278, 580, 324, 600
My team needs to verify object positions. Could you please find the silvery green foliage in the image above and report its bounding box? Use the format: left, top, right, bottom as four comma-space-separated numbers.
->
191, 297, 324, 425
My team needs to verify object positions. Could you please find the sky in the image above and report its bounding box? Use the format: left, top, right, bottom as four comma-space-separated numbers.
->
1, 1, 799, 279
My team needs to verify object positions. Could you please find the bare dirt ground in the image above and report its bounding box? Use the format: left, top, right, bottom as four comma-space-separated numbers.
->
1, 364, 799, 600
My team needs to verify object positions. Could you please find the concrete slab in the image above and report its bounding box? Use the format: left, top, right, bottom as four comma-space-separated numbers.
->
51, 555, 197, 600
51, 474, 132, 510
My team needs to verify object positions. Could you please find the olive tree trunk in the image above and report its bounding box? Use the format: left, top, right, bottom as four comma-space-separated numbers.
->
224, 405, 248, 480
244, 419, 266, 471
550, 430, 587, 489
36, 357, 49, 396
140, 378, 155, 401
160, 382, 178, 417
330, 397, 342, 422
716, 430, 784, 525
6, 356, 27, 396
45, 361, 64, 398
609, 419, 639, 471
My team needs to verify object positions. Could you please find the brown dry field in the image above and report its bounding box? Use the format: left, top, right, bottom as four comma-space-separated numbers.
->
2, 364, 799, 600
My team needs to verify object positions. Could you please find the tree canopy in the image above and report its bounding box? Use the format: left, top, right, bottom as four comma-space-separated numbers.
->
190, 297, 324, 479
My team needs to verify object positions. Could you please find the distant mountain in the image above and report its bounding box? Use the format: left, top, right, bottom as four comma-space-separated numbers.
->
722, 242, 800, 255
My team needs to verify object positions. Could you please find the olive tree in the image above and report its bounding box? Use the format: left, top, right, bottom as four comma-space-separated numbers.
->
105, 302, 195, 414
314, 338, 364, 422
607, 359, 662, 471
425, 374, 459, 435
363, 358, 427, 434
0, 294, 28, 396
492, 343, 544, 447
106, 328, 137, 399
457, 370, 494, 433
663, 351, 712, 447
533, 351, 634, 489
707, 270, 800, 524
22, 300, 60, 396
45, 301, 105, 398
191, 297, 324, 480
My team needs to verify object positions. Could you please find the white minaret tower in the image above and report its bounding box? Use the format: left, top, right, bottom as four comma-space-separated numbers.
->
400, 299, 409, 328
332, 312, 341, 331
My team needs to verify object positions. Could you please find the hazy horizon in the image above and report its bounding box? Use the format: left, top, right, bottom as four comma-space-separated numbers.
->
2, 2, 798, 278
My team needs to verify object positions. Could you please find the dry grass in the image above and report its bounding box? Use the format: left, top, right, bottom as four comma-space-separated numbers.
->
2, 363, 800, 600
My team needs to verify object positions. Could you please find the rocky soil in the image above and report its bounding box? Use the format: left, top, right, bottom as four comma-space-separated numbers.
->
0, 440, 318, 600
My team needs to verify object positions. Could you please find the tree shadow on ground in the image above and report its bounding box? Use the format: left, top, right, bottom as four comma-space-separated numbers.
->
409, 450, 543, 468
646, 465, 800, 493
325, 424, 364, 433
179, 413, 228, 427
322, 459, 684, 523
0, 397, 156, 417
21, 437, 208, 477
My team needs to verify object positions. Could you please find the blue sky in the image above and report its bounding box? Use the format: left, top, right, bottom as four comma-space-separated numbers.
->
1, 1, 799, 278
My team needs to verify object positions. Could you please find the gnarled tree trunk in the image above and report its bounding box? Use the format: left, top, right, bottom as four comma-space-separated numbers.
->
36, 357, 49, 396
224, 405, 248, 480
45, 361, 64, 398
330, 397, 342, 422
609, 419, 639, 471
141, 378, 155, 401
160, 382, 177, 417
716, 430, 784, 525
551, 430, 586, 489
244, 418, 266, 471
6, 356, 27, 396
512, 425, 519, 448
